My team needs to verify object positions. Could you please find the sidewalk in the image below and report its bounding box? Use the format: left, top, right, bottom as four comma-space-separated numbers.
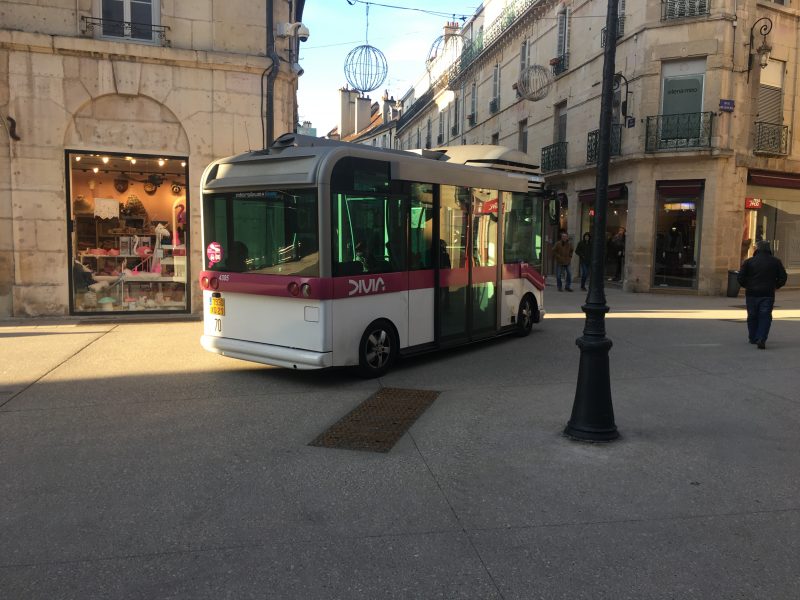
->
1, 288, 799, 599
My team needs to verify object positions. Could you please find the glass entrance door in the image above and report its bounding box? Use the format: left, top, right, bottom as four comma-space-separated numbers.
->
437, 186, 499, 342
756, 200, 800, 287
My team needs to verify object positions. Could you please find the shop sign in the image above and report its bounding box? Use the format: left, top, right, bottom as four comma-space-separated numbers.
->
206, 241, 223, 266
745, 197, 763, 209
719, 99, 735, 113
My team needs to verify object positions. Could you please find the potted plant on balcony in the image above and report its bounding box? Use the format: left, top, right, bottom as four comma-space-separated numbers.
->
549, 57, 561, 66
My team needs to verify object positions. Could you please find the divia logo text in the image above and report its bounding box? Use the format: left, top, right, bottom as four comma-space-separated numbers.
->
348, 277, 386, 296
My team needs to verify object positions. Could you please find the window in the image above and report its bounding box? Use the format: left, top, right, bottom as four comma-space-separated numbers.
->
330, 158, 407, 276
555, 101, 567, 144
518, 119, 528, 154
758, 59, 784, 125
491, 133, 499, 145
661, 58, 705, 116
556, 8, 570, 59
492, 63, 501, 104
504, 192, 543, 272
409, 184, 434, 270
520, 40, 528, 72
204, 189, 319, 276
470, 81, 477, 119
100, 0, 160, 42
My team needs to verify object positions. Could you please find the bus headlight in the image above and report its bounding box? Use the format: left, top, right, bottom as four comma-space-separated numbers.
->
300, 283, 311, 297
288, 282, 300, 296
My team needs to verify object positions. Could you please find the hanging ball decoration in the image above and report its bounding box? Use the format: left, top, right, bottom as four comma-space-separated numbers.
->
426, 33, 464, 75
344, 44, 388, 93
517, 64, 553, 102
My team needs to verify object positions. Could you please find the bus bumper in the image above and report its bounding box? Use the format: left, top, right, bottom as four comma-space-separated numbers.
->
201, 335, 332, 370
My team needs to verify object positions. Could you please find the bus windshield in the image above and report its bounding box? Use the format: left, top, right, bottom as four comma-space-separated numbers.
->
203, 189, 319, 276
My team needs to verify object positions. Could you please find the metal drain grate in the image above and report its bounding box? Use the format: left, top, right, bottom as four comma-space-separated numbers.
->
309, 387, 440, 453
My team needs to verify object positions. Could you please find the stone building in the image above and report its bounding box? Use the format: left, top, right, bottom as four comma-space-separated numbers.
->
0, 0, 306, 317
395, 0, 799, 294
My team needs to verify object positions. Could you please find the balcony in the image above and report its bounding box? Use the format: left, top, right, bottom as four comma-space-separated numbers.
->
437, 133, 444, 145
754, 122, 789, 156
587, 125, 622, 164
550, 53, 569, 76
645, 112, 713, 152
489, 98, 499, 114
467, 113, 476, 126
661, 0, 710, 21
541, 142, 568, 172
601, 16, 625, 47
81, 16, 170, 46
451, 124, 459, 136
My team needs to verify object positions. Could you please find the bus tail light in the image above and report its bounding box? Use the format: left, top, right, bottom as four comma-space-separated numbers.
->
288, 282, 300, 296
210, 277, 219, 290
300, 283, 311, 297
201, 276, 210, 289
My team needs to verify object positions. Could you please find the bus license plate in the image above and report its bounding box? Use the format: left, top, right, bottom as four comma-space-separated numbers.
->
209, 297, 225, 316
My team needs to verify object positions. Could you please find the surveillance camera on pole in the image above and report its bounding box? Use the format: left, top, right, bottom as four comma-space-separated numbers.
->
277, 22, 310, 42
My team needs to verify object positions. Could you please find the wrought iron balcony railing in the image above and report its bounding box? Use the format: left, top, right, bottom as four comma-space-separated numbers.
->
81, 16, 170, 46
645, 112, 713, 151
661, 0, 710, 21
489, 98, 499, 114
551, 53, 570, 76
587, 125, 622, 164
754, 122, 789, 156
467, 113, 476, 126
541, 141, 568, 172
451, 124, 459, 136
437, 133, 444, 145
601, 16, 625, 47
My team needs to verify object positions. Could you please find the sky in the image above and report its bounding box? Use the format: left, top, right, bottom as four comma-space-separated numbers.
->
296, 1, 480, 136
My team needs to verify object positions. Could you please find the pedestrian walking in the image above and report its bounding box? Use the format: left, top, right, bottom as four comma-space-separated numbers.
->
575, 232, 592, 291
737, 240, 787, 349
552, 231, 574, 292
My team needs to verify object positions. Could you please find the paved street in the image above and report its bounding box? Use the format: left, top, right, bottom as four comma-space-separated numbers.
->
1, 288, 800, 599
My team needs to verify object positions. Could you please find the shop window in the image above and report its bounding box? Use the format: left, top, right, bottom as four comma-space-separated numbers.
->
653, 180, 703, 288
68, 151, 189, 313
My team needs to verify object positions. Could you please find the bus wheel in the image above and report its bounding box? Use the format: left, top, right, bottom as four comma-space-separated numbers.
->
357, 319, 397, 378
515, 295, 536, 337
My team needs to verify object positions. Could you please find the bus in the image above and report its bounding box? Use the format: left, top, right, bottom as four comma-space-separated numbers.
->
199, 133, 546, 377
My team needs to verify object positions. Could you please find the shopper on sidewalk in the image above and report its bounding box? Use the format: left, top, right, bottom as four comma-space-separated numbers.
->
575, 232, 592, 291
737, 240, 787, 349
552, 231, 574, 292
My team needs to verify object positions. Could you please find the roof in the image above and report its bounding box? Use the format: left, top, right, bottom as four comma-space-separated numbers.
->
434, 144, 540, 173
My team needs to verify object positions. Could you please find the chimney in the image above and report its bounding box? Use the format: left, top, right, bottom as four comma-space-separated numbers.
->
381, 90, 391, 123
355, 95, 372, 134
339, 88, 358, 138
443, 21, 460, 38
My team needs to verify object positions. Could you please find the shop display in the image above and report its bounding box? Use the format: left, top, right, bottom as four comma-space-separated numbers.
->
69, 153, 189, 313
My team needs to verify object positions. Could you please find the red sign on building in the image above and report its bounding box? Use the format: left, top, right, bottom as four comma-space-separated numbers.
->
744, 197, 763, 210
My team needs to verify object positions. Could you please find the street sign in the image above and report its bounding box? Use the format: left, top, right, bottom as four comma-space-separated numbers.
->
626, 116, 635, 128
719, 99, 735, 113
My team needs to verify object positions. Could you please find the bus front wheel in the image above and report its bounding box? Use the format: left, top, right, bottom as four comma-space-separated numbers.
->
357, 319, 397, 378
515, 295, 536, 337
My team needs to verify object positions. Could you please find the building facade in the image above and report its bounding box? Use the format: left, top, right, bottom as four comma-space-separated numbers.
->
1, 0, 305, 317
395, 0, 799, 294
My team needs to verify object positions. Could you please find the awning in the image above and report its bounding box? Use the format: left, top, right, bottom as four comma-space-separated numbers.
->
748, 170, 800, 189
656, 179, 704, 198
577, 183, 628, 203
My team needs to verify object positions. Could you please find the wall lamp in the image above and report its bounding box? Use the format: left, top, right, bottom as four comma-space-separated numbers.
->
747, 17, 772, 82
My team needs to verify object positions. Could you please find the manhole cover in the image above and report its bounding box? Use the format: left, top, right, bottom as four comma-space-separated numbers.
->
309, 387, 439, 453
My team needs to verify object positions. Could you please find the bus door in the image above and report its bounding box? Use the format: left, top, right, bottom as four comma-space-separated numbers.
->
437, 186, 499, 343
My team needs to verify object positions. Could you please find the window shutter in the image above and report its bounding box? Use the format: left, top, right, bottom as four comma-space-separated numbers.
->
557, 11, 567, 56
758, 85, 782, 124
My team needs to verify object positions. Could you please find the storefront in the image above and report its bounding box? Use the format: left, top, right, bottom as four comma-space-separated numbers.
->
745, 170, 800, 288
578, 183, 628, 281
67, 151, 190, 314
653, 180, 703, 289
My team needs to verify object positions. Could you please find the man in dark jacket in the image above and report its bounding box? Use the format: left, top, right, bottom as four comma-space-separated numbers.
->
737, 240, 787, 349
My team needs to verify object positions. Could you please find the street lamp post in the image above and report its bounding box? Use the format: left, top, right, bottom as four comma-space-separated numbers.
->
564, 0, 620, 442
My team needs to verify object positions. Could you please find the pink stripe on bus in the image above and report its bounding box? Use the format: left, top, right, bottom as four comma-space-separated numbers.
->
200, 263, 545, 299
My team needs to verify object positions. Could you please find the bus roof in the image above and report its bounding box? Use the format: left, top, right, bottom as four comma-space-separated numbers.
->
202, 134, 536, 194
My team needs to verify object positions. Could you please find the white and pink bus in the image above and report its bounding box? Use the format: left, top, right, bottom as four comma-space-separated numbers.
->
199, 134, 546, 377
